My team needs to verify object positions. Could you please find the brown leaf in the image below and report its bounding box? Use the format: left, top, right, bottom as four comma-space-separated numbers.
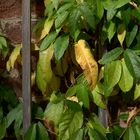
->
75, 40, 98, 89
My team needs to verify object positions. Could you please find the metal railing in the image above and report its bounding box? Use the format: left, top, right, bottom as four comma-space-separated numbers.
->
22, 0, 31, 133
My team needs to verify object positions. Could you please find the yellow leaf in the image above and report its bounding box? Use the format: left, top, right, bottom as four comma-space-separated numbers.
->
6, 44, 22, 71
117, 24, 126, 46
44, 0, 51, 7
39, 18, 54, 40
75, 40, 98, 89
36, 44, 54, 95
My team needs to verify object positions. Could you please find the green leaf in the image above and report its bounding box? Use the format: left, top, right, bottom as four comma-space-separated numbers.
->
52, 0, 61, 9
119, 59, 133, 92
55, 11, 69, 29
6, 104, 22, 128
123, 127, 135, 140
124, 49, 140, 83
44, 100, 64, 126
134, 84, 140, 100
0, 118, 6, 140
76, 84, 89, 109
57, 3, 73, 14
88, 114, 106, 132
79, 2, 95, 29
58, 110, 83, 140
68, 129, 83, 140
68, 8, 81, 39
106, 60, 122, 88
54, 35, 69, 61
66, 85, 78, 97
88, 128, 104, 140
25, 124, 36, 140
126, 25, 138, 48
107, 21, 116, 42
99, 47, 124, 64
114, 0, 130, 9
92, 90, 106, 109
96, 0, 104, 19
40, 31, 58, 51
0, 108, 3, 121
107, 8, 117, 21
36, 122, 50, 140
36, 44, 54, 94
0, 84, 17, 107
0, 36, 7, 47
134, 125, 140, 139
14, 108, 23, 139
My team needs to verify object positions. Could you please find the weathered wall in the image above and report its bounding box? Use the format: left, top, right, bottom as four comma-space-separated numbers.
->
0, 0, 44, 45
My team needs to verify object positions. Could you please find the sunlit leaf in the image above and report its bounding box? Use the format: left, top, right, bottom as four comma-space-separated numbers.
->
119, 59, 133, 92
117, 24, 126, 46
75, 40, 98, 90
39, 18, 54, 40
99, 47, 123, 64
6, 44, 22, 71
134, 125, 140, 139
25, 124, 36, 140
36, 44, 54, 94
96, 0, 104, 19
68, 129, 83, 140
36, 122, 50, 140
107, 21, 116, 42
44, 100, 64, 126
134, 84, 140, 100
123, 127, 135, 140
58, 110, 83, 140
44, 0, 51, 7
92, 90, 106, 109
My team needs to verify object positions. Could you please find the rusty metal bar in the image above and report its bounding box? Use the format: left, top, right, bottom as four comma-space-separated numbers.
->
22, 0, 31, 133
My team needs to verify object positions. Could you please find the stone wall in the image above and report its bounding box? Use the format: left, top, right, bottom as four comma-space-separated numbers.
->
0, 0, 44, 45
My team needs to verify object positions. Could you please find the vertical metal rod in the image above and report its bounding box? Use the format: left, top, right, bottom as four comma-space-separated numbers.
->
22, 0, 31, 134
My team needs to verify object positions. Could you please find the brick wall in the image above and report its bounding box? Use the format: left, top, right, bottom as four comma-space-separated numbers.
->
0, 0, 44, 45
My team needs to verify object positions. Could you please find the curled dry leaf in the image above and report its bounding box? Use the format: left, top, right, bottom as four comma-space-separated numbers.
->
75, 40, 98, 89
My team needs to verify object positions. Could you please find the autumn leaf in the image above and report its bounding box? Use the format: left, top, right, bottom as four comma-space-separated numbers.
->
117, 24, 126, 46
75, 40, 98, 89
36, 44, 54, 95
6, 44, 22, 71
39, 18, 54, 40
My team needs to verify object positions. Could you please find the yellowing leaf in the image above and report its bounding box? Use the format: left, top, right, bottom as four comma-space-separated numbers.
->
119, 59, 133, 92
44, 0, 51, 7
36, 44, 54, 95
39, 18, 54, 40
6, 44, 22, 71
134, 84, 140, 100
75, 40, 98, 89
117, 24, 126, 46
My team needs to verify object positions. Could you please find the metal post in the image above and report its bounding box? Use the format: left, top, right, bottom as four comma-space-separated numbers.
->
22, 0, 31, 134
